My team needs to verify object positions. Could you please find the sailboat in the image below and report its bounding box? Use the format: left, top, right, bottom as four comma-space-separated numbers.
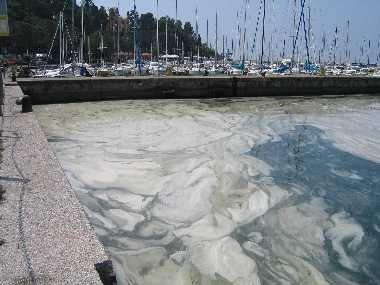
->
96, 24, 112, 76
189, 4, 206, 76
230, 0, 249, 75
146, 1, 165, 75
291, 0, 319, 74
35, 9, 92, 78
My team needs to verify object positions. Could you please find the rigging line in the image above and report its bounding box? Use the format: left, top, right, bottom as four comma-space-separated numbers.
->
291, 0, 307, 66
234, 10, 239, 58
44, 17, 61, 72
260, 0, 266, 66
45, 0, 75, 69
64, 19, 77, 61
301, 0, 310, 63
333, 26, 338, 65
242, 0, 248, 63
251, 0, 263, 56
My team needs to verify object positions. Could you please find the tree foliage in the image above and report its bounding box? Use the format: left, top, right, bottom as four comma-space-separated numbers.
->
7, 0, 214, 62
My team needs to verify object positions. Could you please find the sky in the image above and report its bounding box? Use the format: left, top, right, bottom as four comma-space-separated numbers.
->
91, 0, 380, 63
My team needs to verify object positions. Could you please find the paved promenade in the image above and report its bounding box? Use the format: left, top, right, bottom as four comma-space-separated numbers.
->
0, 81, 108, 284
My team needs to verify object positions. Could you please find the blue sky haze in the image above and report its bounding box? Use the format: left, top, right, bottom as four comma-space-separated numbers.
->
92, 0, 380, 63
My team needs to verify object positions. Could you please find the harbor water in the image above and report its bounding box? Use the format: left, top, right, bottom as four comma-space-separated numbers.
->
36, 96, 380, 285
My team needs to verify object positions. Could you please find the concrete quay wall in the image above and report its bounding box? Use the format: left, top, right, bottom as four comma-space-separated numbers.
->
18, 76, 380, 104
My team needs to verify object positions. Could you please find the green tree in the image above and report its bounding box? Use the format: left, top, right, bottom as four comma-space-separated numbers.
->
7, 0, 214, 63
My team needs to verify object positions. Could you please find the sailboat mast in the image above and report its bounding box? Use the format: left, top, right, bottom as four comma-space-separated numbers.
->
232, 39, 234, 58
133, 0, 137, 66
166, 16, 168, 64
59, 11, 63, 66
308, 4, 311, 45
291, 0, 296, 67
88, 35, 91, 64
72, 0, 75, 42
206, 19, 209, 49
360, 39, 364, 65
117, 0, 120, 62
151, 42, 153, 62
175, 0, 178, 60
226, 36, 228, 59
222, 35, 225, 64
322, 33, 326, 64
182, 41, 184, 62
100, 24, 104, 66
215, 11, 218, 66
301, 0, 310, 64
156, 0, 159, 62
378, 35, 380, 65
65, 34, 68, 61
238, 9, 242, 61
196, 5, 199, 63
368, 40, 371, 65
333, 26, 338, 65
346, 20, 350, 65
62, 19, 65, 64
261, 0, 266, 66
308, 2, 316, 63
81, 0, 84, 63
242, 0, 248, 64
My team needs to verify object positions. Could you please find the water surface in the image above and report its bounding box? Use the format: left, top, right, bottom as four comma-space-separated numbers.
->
36, 96, 380, 285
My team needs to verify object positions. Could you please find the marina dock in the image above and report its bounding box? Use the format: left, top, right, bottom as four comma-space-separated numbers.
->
18, 76, 380, 105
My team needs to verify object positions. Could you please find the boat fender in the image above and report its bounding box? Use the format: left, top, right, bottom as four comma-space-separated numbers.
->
95, 260, 117, 285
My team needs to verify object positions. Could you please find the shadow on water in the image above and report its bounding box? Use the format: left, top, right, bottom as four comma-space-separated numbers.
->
47, 136, 78, 143
248, 125, 380, 284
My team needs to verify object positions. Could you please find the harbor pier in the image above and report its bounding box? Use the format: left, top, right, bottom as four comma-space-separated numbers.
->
18, 76, 380, 105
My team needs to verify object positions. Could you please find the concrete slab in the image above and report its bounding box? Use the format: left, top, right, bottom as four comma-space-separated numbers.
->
0, 83, 109, 284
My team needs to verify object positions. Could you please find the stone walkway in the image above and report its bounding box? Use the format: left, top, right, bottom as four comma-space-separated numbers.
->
0, 82, 108, 284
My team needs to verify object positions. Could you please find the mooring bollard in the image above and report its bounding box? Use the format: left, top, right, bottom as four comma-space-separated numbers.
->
16, 95, 33, 113
0, 73, 3, 116
95, 260, 117, 285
